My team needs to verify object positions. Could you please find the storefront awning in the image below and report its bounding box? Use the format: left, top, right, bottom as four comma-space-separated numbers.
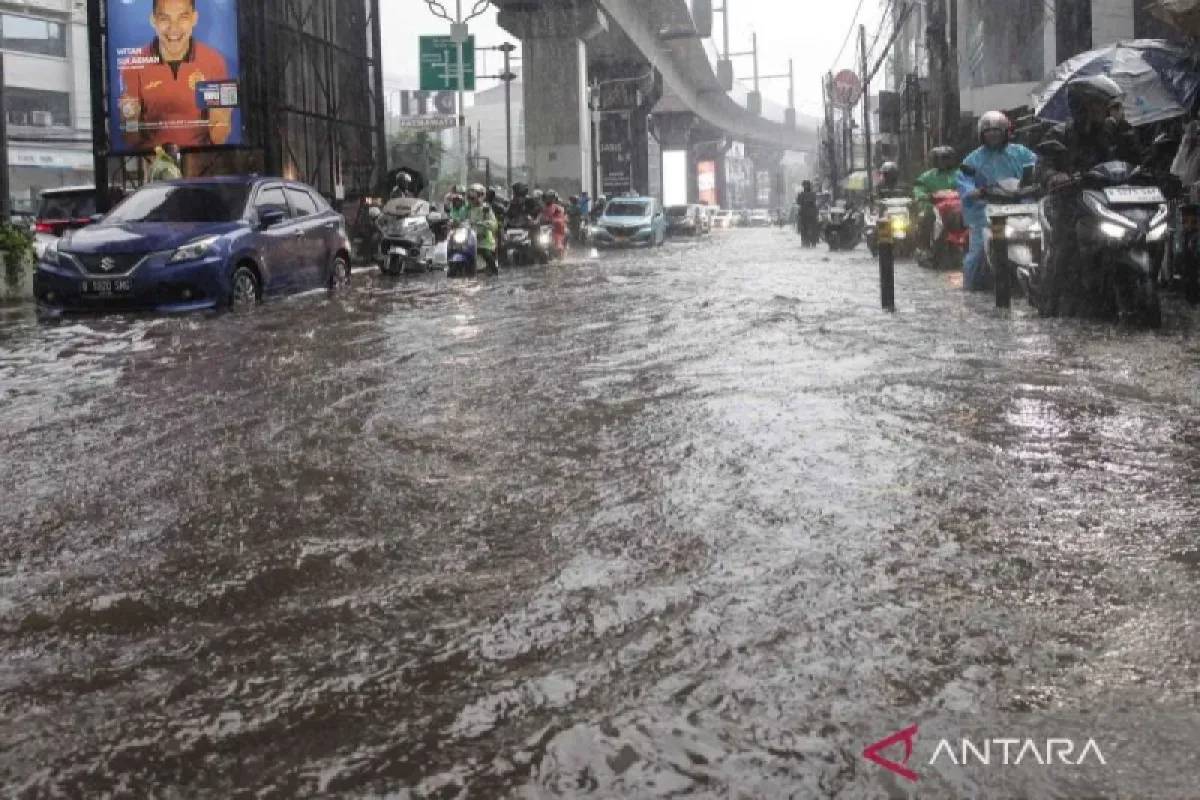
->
8, 147, 94, 171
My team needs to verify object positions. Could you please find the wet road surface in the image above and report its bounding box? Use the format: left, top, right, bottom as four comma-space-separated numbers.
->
2, 229, 1200, 797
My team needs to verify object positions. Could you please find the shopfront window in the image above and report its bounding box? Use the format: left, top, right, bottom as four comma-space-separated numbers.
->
1, 14, 67, 58
5, 87, 70, 127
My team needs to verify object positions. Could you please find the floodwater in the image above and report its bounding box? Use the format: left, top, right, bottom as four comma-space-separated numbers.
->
2, 229, 1199, 797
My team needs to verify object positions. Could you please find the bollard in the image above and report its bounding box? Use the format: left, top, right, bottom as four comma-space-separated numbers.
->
878, 217, 896, 312
991, 215, 1011, 309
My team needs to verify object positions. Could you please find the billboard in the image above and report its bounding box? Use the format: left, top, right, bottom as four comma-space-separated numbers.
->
108, 0, 243, 154
663, 150, 687, 207
698, 160, 717, 206
394, 90, 456, 131
599, 112, 633, 197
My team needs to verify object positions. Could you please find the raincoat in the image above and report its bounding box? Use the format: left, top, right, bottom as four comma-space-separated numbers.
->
148, 148, 182, 182
913, 168, 959, 214
956, 143, 1037, 290
467, 203, 498, 253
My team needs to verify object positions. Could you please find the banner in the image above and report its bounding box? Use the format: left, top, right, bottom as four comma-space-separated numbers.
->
698, 160, 716, 206
599, 112, 634, 197
108, 0, 242, 154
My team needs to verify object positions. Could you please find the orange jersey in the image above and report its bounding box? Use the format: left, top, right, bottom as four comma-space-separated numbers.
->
118, 39, 230, 150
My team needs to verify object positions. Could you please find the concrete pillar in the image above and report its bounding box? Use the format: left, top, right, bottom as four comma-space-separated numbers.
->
497, 3, 607, 198
1091, 0, 1134, 45
594, 66, 659, 198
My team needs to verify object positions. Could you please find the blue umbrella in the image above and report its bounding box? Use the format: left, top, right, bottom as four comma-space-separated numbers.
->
1034, 39, 1200, 126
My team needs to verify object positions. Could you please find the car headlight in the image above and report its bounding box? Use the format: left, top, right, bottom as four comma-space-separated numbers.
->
41, 239, 61, 267
1099, 221, 1128, 240
1147, 223, 1168, 242
168, 235, 221, 264
452, 228, 469, 245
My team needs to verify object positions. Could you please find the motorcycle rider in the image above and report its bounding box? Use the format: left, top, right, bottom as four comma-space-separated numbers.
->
539, 189, 568, 254
1039, 75, 1145, 315
467, 183, 500, 275
485, 186, 507, 222
797, 180, 820, 247
446, 186, 468, 223
956, 111, 1038, 291
913, 146, 960, 254
876, 162, 908, 200
391, 170, 416, 199
567, 195, 585, 243
590, 194, 608, 223
506, 182, 533, 228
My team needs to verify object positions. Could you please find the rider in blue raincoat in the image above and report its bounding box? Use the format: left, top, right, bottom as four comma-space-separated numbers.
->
956, 111, 1038, 291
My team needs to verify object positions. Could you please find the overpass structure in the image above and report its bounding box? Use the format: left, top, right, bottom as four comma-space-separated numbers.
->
493, 0, 818, 207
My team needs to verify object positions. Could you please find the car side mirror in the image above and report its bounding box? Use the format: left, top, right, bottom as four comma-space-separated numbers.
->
260, 209, 287, 229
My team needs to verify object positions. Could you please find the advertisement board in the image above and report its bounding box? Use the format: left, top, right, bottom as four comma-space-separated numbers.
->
108, 0, 243, 154
698, 160, 717, 206
599, 112, 634, 197
663, 150, 688, 207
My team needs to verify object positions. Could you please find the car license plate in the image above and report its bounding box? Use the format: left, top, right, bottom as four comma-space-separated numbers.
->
82, 279, 132, 295
1104, 186, 1164, 205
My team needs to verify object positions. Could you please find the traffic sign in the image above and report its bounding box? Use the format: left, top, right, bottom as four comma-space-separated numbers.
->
833, 69, 861, 107
420, 35, 476, 92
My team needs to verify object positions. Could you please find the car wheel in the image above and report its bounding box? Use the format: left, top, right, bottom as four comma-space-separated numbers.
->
328, 253, 351, 291
229, 264, 261, 310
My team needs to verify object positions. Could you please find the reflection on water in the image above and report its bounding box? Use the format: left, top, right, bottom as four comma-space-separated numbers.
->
1, 235, 1198, 797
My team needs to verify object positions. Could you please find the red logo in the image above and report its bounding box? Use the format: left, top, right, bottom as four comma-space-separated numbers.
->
863, 724, 920, 782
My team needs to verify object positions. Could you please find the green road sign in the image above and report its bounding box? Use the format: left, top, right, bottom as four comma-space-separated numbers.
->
420, 36, 476, 92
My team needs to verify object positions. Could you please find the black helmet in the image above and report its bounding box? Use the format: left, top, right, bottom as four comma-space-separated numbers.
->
544, 189, 560, 204
930, 146, 956, 169
880, 161, 899, 176
511, 182, 529, 198
1066, 75, 1124, 119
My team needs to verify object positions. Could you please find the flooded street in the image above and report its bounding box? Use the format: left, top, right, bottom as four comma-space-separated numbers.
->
3, 228, 1200, 797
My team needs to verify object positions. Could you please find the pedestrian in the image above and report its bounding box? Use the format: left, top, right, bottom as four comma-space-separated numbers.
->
797, 180, 819, 247
148, 143, 182, 182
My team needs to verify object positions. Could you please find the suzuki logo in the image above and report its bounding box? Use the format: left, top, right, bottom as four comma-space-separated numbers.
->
863, 724, 920, 783
99, 257, 118, 273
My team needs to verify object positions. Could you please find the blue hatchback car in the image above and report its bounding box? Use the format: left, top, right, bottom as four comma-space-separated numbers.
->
35, 177, 352, 313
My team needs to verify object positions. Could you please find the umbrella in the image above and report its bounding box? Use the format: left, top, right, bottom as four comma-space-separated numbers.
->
1033, 39, 1200, 126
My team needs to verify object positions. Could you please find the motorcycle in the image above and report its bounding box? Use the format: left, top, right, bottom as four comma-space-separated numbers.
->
446, 221, 479, 278
823, 203, 864, 251
568, 213, 591, 246
981, 177, 1043, 303
1038, 154, 1167, 327
918, 190, 968, 271
866, 197, 916, 258
535, 224, 563, 263
372, 198, 443, 276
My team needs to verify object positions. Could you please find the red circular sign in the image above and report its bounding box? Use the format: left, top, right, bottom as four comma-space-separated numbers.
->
833, 69, 861, 107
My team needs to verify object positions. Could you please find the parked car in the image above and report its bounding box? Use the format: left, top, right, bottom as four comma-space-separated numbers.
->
32, 185, 97, 259
711, 209, 736, 229
748, 208, 772, 227
590, 197, 667, 247
35, 177, 352, 313
666, 204, 706, 237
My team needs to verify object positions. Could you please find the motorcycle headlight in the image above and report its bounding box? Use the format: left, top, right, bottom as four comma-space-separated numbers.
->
168, 235, 221, 264
1099, 221, 1128, 240
891, 216, 909, 232
538, 232, 552, 246
452, 228, 468, 245
1004, 217, 1040, 239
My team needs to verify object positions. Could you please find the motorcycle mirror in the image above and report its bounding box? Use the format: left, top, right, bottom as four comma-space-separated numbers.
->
959, 163, 977, 177
427, 211, 445, 225
1035, 139, 1068, 158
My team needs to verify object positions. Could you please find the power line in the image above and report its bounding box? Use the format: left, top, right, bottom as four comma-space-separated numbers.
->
829, 0, 868, 72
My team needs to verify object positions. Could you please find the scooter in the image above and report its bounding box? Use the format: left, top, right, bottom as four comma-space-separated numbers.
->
1038, 153, 1167, 328
534, 224, 564, 263
981, 178, 1042, 302
373, 200, 444, 276
501, 225, 536, 267
823, 203, 864, 252
866, 197, 916, 258
446, 222, 479, 278
920, 189, 968, 271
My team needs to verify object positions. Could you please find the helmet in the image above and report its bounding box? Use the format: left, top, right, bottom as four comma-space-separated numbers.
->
391, 171, 414, 197
930, 146, 956, 169
880, 161, 899, 177
532, 189, 544, 201
511, 182, 529, 198
544, 189, 560, 204
1066, 75, 1124, 120
469, 183, 486, 198
978, 110, 1012, 144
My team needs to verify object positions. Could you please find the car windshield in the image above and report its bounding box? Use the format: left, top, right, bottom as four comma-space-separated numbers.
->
38, 192, 95, 221
605, 201, 649, 217
103, 183, 252, 224
666, 206, 688, 218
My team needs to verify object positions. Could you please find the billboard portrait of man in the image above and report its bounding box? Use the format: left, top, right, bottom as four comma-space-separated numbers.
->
110, 0, 242, 153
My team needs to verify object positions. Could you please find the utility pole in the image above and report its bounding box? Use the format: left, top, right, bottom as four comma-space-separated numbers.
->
86, 0, 109, 213
0, 42, 10, 224
860, 23, 873, 198
946, 0, 960, 146
826, 71, 839, 202
500, 42, 515, 189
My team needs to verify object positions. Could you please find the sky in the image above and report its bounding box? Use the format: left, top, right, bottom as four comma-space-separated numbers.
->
381, 0, 887, 115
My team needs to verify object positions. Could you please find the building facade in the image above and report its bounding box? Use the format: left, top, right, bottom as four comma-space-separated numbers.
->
2, 0, 93, 214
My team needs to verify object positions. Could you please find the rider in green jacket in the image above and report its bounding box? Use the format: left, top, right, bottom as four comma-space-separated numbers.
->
913, 146, 960, 253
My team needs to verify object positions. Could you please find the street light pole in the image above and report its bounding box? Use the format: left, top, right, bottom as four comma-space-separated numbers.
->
455, 0, 466, 188
752, 32, 759, 95
501, 42, 515, 189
